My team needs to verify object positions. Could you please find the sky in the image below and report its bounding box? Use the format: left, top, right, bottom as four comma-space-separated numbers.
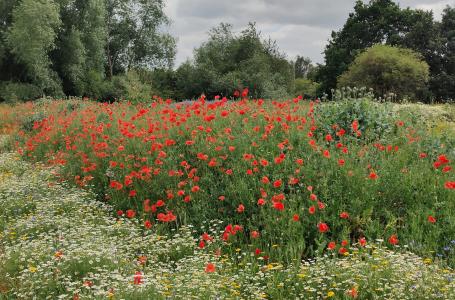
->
163, 0, 452, 67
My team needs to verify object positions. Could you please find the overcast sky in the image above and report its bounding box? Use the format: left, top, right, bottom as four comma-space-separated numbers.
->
164, 0, 452, 67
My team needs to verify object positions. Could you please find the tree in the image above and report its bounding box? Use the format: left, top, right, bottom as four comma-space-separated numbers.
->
105, 0, 176, 77
0, 0, 176, 102
175, 22, 294, 99
337, 45, 429, 101
431, 6, 455, 101
316, 0, 437, 100
294, 56, 314, 78
5, 0, 62, 96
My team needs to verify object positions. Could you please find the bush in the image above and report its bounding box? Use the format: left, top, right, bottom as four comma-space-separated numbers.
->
0, 82, 42, 103
315, 97, 395, 142
337, 45, 430, 101
294, 78, 319, 99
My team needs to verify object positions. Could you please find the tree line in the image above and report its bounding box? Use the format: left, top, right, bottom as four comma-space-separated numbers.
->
0, 0, 454, 102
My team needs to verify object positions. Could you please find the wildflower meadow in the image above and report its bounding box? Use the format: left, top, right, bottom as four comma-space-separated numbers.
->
0, 95, 454, 299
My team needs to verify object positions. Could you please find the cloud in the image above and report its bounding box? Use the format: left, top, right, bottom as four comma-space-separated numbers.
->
164, 0, 453, 67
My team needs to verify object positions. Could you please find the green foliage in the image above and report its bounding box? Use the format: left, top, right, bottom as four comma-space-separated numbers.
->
294, 56, 314, 79
175, 23, 294, 99
105, 0, 176, 76
337, 45, 430, 101
0, 0, 175, 102
294, 78, 319, 99
315, 97, 395, 142
6, 0, 62, 95
0, 82, 42, 103
316, 0, 450, 102
431, 6, 455, 101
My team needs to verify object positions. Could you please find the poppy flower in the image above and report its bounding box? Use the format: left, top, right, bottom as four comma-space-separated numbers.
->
444, 181, 455, 189
292, 214, 300, 221
359, 237, 367, 247
144, 220, 152, 229
205, 263, 216, 273
255, 248, 262, 256
237, 204, 245, 213
388, 234, 399, 245
428, 215, 436, 223
339, 212, 349, 219
117, 210, 124, 216
126, 209, 136, 218
318, 222, 329, 233
308, 206, 316, 214
323, 150, 330, 158
133, 271, 143, 285
251, 230, 260, 239
338, 247, 348, 255
198, 240, 205, 249
327, 241, 336, 250
273, 202, 284, 211
257, 198, 266, 206
273, 179, 282, 188
347, 287, 358, 298
369, 172, 378, 180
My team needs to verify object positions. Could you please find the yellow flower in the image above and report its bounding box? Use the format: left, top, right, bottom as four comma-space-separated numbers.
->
327, 291, 335, 297
423, 258, 432, 264
29, 266, 37, 273
297, 273, 306, 278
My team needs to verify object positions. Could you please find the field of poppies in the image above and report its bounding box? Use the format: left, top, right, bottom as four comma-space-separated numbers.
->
0, 96, 454, 299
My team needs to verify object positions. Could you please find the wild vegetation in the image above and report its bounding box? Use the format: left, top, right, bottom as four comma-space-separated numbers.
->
0, 94, 454, 298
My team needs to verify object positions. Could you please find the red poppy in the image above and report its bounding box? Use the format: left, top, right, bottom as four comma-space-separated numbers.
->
339, 211, 349, 219
445, 181, 455, 189
323, 149, 330, 158
369, 172, 378, 180
327, 241, 336, 250
199, 240, 205, 249
347, 287, 358, 298
273, 179, 282, 188
205, 263, 216, 273
359, 237, 367, 247
428, 215, 436, 223
117, 210, 124, 216
251, 230, 260, 239
318, 222, 329, 233
255, 248, 262, 256
144, 220, 152, 229
133, 271, 143, 285
308, 206, 316, 214
257, 198, 266, 206
338, 247, 348, 255
191, 185, 200, 192
388, 234, 399, 245
292, 214, 300, 221
126, 209, 136, 218
273, 202, 284, 211
338, 159, 345, 166
237, 204, 245, 213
